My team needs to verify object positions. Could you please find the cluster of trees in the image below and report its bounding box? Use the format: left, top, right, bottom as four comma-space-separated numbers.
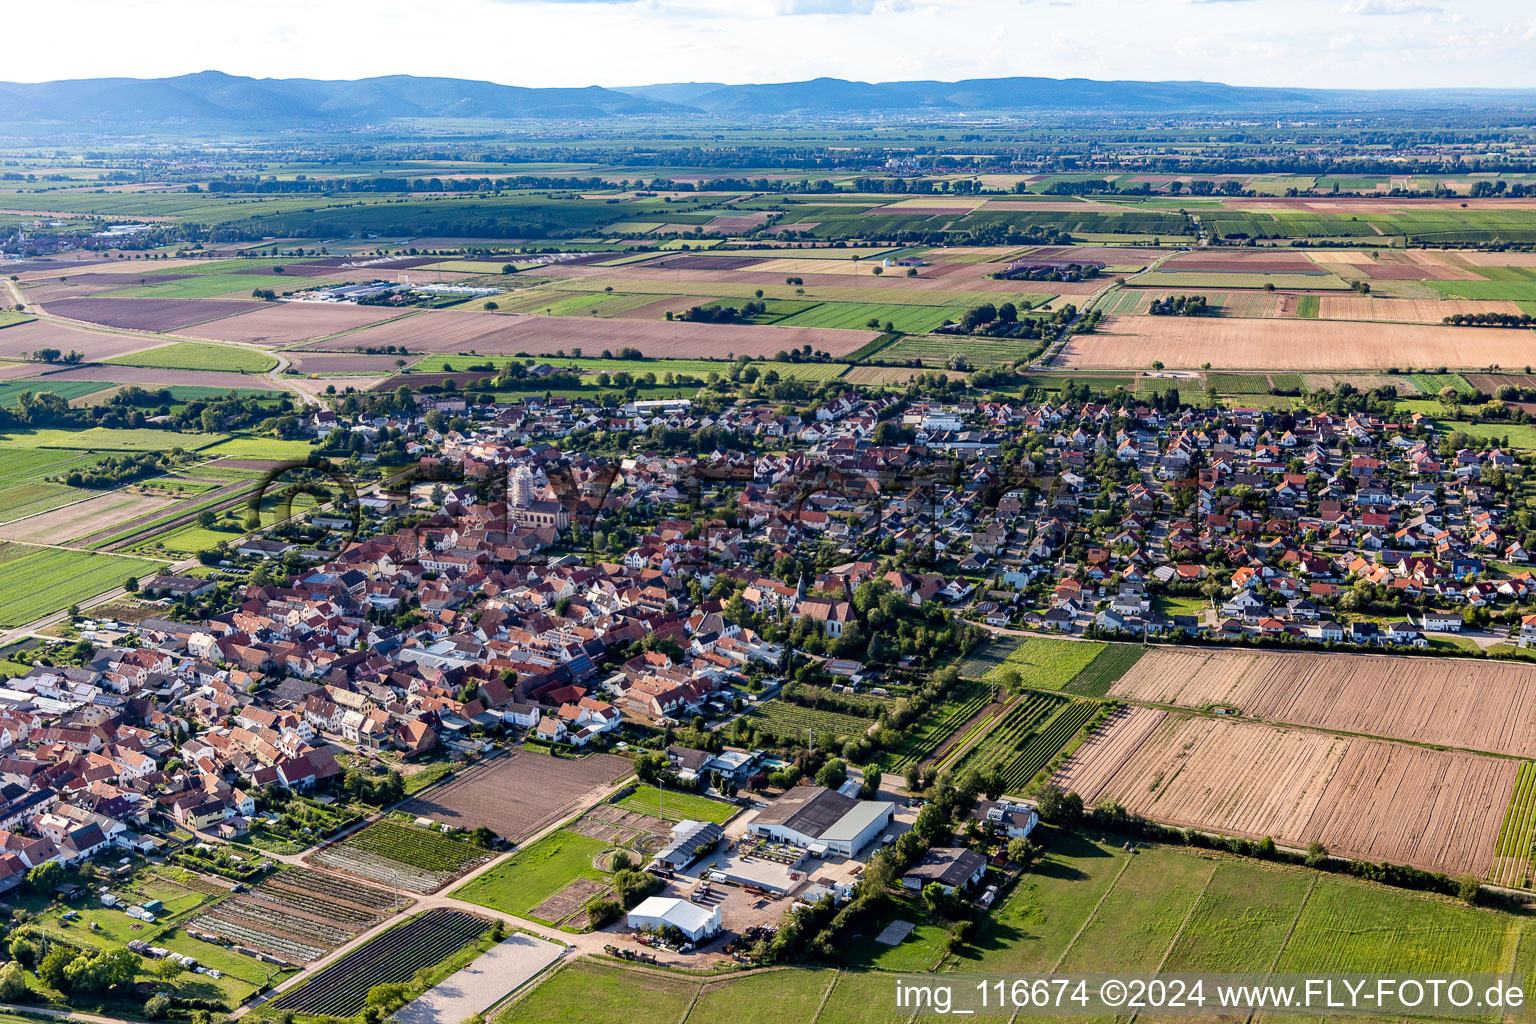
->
1147, 294, 1210, 316
58, 450, 183, 489
675, 301, 766, 323
29, 347, 84, 363
1443, 311, 1535, 327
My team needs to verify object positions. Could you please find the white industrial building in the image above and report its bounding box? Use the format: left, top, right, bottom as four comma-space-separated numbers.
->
626, 896, 722, 943
748, 785, 894, 858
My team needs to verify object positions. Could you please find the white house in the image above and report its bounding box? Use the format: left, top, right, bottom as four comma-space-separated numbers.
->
626, 896, 721, 943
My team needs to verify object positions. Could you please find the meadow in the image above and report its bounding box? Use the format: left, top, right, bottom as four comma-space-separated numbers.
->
107, 341, 278, 373
982, 637, 1106, 690
0, 543, 165, 625
452, 829, 611, 921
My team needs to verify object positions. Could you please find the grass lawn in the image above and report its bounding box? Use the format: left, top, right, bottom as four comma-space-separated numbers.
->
689, 970, 834, 1024
985, 637, 1106, 690
845, 892, 953, 972
107, 342, 278, 373
952, 831, 1130, 973
1054, 844, 1215, 972
0, 378, 115, 407
1273, 876, 1516, 974
1436, 420, 1536, 450
0, 426, 226, 451
200, 435, 318, 459
1162, 859, 1312, 971
0, 544, 167, 626
500, 960, 698, 1024
1154, 594, 1207, 617
134, 522, 245, 556
452, 829, 610, 919
615, 787, 738, 824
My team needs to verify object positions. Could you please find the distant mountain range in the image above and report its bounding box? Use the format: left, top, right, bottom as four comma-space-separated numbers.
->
3, 70, 1535, 129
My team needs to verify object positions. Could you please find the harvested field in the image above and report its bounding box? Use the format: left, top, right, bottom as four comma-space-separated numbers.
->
0, 490, 173, 544
398, 750, 631, 844
1054, 708, 1513, 875
46, 297, 264, 332
0, 321, 161, 362
1056, 314, 1536, 370
307, 310, 877, 359
1315, 296, 1522, 322
1108, 647, 1536, 758
841, 365, 930, 384
182, 303, 416, 345
25, 363, 282, 390
188, 867, 401, 964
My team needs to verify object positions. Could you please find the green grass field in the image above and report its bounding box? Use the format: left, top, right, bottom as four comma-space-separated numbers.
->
1436, 419, 1536, 450
1410, 372, 1478, 397
0, 544, 166, 626
615, 787, 738, 824
0, 378, 115, 407
1060, 644, 1145, 698
1296, 295, 1321, 318
984, 638, 1106, 690
876, 335, 1042, 368
774, 301, 970, 334
0, 311, 37, 329
199, 435, 317, 459
0, 448, 100, 521
410, 353, 850, 382
0, 426, 227, 451
107, 342, 278, 373
452, 829, 610, 921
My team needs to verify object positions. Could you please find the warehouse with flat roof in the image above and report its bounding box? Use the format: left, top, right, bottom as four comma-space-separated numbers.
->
748, 785, 894, 858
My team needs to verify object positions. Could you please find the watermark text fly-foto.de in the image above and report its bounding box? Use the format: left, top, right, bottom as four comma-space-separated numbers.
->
892, 973, 1527, 1016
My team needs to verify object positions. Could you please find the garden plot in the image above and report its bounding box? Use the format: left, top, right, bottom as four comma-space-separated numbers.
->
529, 878, 610, 925
310, 818, 490, 893
399, 750, 631, 844
187, 866, 401, 964
568, 804, 670, 850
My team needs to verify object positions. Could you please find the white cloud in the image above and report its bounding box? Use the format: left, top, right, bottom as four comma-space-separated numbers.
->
1340, 0, 1443, 14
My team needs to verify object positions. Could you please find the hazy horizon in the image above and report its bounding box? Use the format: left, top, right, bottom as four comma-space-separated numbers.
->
7, 0, 1532, 93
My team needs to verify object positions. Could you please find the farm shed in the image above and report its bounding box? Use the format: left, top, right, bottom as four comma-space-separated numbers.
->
749, 785, 894, 858
655, 820, 724, 870
626, 896, 721, 943
901, 847, 987, 895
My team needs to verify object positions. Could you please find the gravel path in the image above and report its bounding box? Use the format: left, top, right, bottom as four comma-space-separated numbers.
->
393, 934, 566, 1024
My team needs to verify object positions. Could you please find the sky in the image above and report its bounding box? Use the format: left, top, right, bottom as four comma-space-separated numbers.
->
8, 0, 1536, 91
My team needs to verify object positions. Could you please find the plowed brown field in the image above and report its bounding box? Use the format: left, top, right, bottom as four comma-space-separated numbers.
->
1108, 648, 1536, 758
1053, 708, 1514, 875
1056, 315, 1536, 370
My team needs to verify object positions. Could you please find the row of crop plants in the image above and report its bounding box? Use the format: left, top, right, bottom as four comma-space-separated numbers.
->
949, 693, 1065, 776
1490, 761, 1536, 888
270, 908, 489, 1017
1002, 700, 1103, 793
